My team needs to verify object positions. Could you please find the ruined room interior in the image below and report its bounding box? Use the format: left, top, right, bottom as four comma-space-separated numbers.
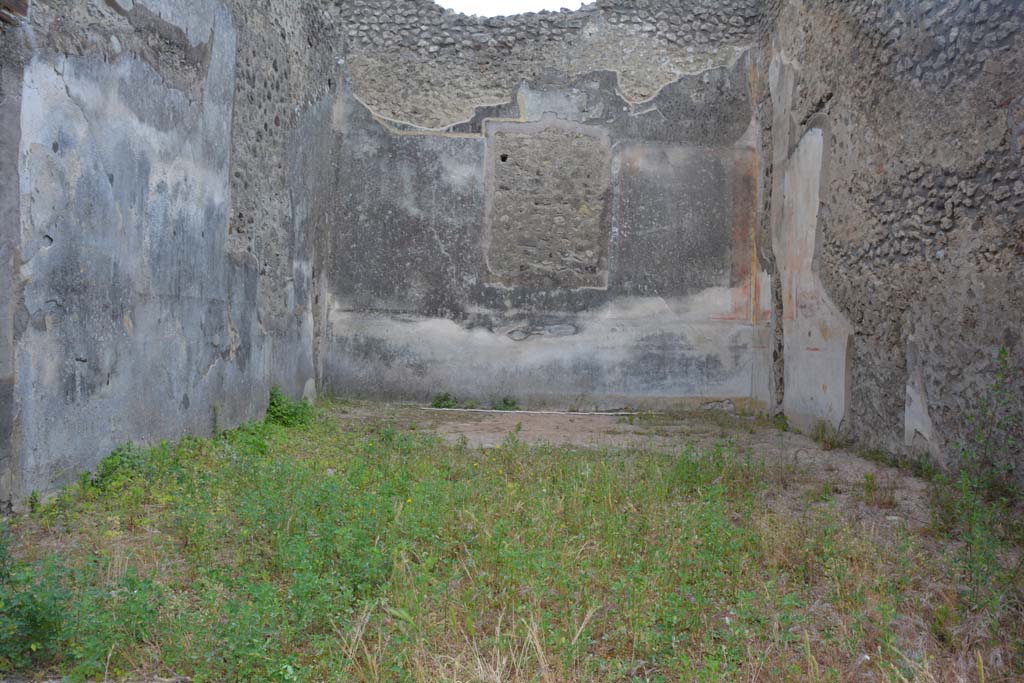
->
0, 0, 1022, 680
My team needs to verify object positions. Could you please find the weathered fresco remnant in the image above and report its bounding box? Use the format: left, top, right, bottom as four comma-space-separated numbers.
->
318, 60, 765, 409
775, 127, 853, 432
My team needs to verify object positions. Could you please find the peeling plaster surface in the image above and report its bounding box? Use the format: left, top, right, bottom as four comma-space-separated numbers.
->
318, 65, 767, 409
7, 0, 269, 502
776, 128, 852, 431
905, 354, 940, 464
342, 0, 763, 128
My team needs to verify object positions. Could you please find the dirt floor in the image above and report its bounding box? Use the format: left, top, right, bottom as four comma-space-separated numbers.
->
327, 402, 932, 533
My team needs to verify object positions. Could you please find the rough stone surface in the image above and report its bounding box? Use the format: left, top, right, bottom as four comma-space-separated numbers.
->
342, 0, 762, 127
221, 0, 338, 400
757, 0, 1024, 471
487, 123, 612, 288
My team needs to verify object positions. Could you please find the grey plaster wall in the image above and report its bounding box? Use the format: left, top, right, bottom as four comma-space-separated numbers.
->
318, 58, 767, 409
0, 0, 353, 507
0, 27, 24, 507
1, 0, 271, 506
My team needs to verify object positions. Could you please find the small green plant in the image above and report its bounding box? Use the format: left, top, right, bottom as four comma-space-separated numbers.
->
804, 479, 839, 504
859, 447, 939, 481
491, 396, 519, 411
861, 472, 897, 509
431, 393, 458, 409
810, 420, 846, 450
26, 491, 40, 514
0, 524, 67, 670
773, 413, 790, 432
863, 471, 877, 498
266, 386, 314, 427
960, 346, 1021, 501
90, 443, 144, 492
928, 347, 1023, 617
500, 422, 525, 449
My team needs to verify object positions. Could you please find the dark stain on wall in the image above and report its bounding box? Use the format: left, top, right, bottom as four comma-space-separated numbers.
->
324, 90, 487, 319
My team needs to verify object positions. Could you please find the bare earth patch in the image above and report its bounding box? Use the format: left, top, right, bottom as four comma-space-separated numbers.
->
332, 402, 932, 531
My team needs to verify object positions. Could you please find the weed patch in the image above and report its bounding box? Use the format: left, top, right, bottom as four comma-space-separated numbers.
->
0, 525, 67, 670
810, 420, 848, 451
923, 348, 1024, 673
266, 386, 314, 427
491, 396, 520, 411
2, 391, 1022, 681
431, 392, 458, 409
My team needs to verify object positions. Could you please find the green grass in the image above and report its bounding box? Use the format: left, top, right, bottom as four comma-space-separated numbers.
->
3, 401, 1022, 681
431, 393, 459, 410
266, 386, 314, 427
490, 396, 520, 411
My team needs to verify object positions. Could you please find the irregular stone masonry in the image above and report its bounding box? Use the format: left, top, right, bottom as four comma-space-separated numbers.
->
341, 0, 762, 56
487, 127, 612, 289
342, 0, 762, 127
760, 0, 1023, 465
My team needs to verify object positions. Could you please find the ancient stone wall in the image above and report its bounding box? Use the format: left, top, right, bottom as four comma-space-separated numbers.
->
759, 0, 1024, 468
0, 17, 22, 506
2, 0, 1021, 505
221, 0, 340, 401
317, 30, 767, 408
0, 0, 348, 506
487, 126, 612, 289
341, 0, 762, 127
0, 0, 768, 505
